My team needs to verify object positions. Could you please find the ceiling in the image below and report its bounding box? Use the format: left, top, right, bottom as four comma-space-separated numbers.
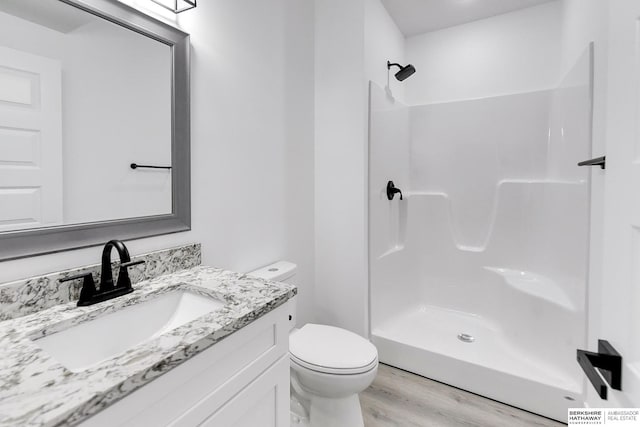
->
380, 0, 557, 37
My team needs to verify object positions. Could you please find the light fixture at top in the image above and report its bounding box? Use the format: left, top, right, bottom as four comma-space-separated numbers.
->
151, 0, 196, 13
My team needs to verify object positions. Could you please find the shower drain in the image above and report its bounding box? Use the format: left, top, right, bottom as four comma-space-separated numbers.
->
457, 333, 475, 343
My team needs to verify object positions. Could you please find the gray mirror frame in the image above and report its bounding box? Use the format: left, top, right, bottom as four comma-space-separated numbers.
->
0, 0, 190, 261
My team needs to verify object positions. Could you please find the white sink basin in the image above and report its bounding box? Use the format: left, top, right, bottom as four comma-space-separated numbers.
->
33, 290, 225, 372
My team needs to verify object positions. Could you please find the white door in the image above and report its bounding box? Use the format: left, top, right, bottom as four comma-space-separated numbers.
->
587, 0, 640, 408
0, 46, 62, 231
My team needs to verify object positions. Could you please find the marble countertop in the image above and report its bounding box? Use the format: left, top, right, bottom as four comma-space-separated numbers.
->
0, 266, 296, 427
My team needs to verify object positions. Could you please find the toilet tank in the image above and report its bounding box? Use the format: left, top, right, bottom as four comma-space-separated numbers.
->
248, 261, 298, 329
247, 261, 297, 283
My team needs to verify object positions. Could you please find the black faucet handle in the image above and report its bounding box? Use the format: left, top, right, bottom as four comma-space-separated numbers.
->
60, 272, 94, 283
120, 260, 145, 269
116, 259, 145, 290
60, 273, 97, 306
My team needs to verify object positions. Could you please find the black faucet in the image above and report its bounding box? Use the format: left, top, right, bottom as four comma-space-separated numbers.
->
60, 240, 145, 306
386, 181, 403, 201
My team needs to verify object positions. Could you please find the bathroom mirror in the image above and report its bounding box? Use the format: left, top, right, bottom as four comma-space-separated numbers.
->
0, 0, 190, 260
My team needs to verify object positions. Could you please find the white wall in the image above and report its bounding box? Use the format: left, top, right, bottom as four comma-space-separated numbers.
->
0, 0, 316, 327
364, 0, 405, 101
560, 0, 606, 77
314, 0, 368, 336
405, 1, 563, 105
312, 0, 405, 337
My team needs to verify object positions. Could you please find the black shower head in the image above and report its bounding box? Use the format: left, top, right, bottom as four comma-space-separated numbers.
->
395, 64, 416, 81
387, 61, 416, 81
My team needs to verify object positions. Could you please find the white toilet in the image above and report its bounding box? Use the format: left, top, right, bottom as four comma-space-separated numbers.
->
248, 262, 378, 427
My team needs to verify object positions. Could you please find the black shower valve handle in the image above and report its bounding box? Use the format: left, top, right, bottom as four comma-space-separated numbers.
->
386, 181, 403, 201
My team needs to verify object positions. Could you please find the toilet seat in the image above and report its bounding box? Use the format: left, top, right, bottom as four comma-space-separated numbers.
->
290, 353, 378, 375
289, 324, 378, 375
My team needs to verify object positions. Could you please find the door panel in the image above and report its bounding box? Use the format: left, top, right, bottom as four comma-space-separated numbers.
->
0, 66, 40, 107
0, 127, 40, 165
0, 188, 40, 226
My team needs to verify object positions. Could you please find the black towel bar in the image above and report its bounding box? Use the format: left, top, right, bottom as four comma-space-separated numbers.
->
130, 163, 172, 170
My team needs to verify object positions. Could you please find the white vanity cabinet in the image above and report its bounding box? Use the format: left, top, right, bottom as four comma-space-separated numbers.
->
81, 304, 290, 427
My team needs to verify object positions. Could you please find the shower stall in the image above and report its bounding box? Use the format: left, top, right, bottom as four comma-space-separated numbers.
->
368, 48, 592, 422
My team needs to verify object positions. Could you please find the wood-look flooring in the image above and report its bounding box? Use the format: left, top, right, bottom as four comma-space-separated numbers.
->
360, 364, 566, 427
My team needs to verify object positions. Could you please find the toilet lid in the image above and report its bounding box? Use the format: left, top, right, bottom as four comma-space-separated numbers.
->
289, 324, 378, 374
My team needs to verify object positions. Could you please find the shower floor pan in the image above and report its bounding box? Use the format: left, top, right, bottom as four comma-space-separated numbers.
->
371, 305, 582, 423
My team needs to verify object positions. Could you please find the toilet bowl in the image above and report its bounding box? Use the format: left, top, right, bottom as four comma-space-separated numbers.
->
289, 324, 378, 427
248, 262, 378, 427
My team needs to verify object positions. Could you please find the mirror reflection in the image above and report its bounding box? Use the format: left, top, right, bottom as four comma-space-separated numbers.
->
0, 0, 172, 232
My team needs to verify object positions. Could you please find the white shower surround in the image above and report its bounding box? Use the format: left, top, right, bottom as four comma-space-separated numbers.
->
368, 48, 592, 423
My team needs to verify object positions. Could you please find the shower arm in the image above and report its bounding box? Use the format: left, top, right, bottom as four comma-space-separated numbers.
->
387, 61, 402, 71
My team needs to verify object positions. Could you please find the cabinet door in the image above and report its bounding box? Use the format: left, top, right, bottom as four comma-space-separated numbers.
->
197, 356, 290, 427
81, 304, 289, 427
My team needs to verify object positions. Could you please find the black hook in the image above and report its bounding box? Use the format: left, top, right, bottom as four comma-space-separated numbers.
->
386, 181, 403, 201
